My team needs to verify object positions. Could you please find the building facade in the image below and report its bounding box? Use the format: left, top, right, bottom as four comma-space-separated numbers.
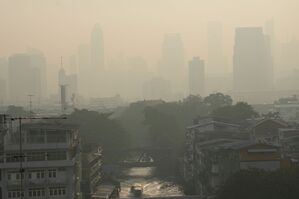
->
0, 121, 81, 199
183, 117, 298, 197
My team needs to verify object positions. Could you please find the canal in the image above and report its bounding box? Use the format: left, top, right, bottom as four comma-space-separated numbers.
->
118, 167, 184, 198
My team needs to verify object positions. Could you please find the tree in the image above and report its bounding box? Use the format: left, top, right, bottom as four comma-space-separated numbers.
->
66, 109, 129, 162
212, 102, 259, 121
204, 93, 233, 111
144, 107, 182, 149
216, 169, 299, 199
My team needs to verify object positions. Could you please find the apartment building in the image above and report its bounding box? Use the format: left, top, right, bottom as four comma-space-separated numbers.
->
0, 121, 81, 199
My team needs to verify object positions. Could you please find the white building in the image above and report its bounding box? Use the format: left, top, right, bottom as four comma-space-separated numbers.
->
0, 121, 81, 199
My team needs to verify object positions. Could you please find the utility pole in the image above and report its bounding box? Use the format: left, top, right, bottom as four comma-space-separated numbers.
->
4, 115, 66, 199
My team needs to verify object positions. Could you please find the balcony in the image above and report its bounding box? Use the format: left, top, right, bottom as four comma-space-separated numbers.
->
0, 159, 75, 169
4, 142, 70, 151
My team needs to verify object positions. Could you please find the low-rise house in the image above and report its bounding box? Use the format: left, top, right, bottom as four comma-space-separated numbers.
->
274, 96, 299, 122
183, 117, 249, 195
250, 118, 288, 145
184, 117, 294, 197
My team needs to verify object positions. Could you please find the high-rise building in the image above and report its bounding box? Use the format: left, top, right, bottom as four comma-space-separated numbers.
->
8, 51, 46, 105
233, 27, 273, 92
279, 38, 299, 73
207, 21, 225, 73
160, 33, 185, 93
58, 67, 78, 108
90, 23, 104, 71
8, 54, 41, 105
27, 49, 47, 101
188, 57, 205, 96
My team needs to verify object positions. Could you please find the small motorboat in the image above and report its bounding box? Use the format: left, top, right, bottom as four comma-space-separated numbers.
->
130, 183, 143, 197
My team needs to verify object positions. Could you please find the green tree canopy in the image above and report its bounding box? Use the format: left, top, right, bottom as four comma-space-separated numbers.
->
66, 109, 129, 162
212, 102, 259, 121
203, 93, 233, 111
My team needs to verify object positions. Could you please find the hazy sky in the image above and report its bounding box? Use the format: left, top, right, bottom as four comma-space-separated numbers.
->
0, 0, 298, 71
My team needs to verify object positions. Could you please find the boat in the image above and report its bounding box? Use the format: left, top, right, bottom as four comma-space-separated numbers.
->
130, 183, 143, 197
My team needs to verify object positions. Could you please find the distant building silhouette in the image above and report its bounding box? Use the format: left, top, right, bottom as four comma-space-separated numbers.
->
189, 57, 205, 96
90, 23, 105, 71
27, 49, 47, 101
160, 33, 185, 94
142, 77, 172, 100
58, 67, 78, 108
233, 27, 273, 92
8, 53, 45, 105
279, 38, 299, 73
207, 21, 225, 73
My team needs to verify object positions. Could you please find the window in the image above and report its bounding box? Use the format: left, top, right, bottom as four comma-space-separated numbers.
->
27, 152, 46, 161
28, 170, 45, 179
46, 131, 67, 143
28, 188, 45, 197
7, 171, 23, 180
47, 151, 67, 161
8, 190, 24, 198
49, 187, 66, 196
27, 129, 45, 143
48, 169, 57, 178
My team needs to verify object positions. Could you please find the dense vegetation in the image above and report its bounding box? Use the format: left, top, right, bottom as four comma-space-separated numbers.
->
65, 109, 130, 162
117, 93, 259, 156
216, 169, 299, 199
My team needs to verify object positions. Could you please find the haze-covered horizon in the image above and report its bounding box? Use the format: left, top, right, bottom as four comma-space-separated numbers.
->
0, 0, 299, 103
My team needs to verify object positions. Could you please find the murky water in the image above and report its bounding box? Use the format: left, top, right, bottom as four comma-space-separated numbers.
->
119, 167, 184, 198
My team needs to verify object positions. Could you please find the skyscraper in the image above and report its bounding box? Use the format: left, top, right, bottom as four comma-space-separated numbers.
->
189, 57, 205, 96
233, 27, 273, 92
279, 38, 299, 73
8, 54, 44, 105
27, 49, 47, 101
90, 23, 104, 71
160, 33, 185, 94
207, 21, 225, 73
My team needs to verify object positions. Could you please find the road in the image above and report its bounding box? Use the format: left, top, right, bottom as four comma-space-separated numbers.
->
118, 167, 184, 198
